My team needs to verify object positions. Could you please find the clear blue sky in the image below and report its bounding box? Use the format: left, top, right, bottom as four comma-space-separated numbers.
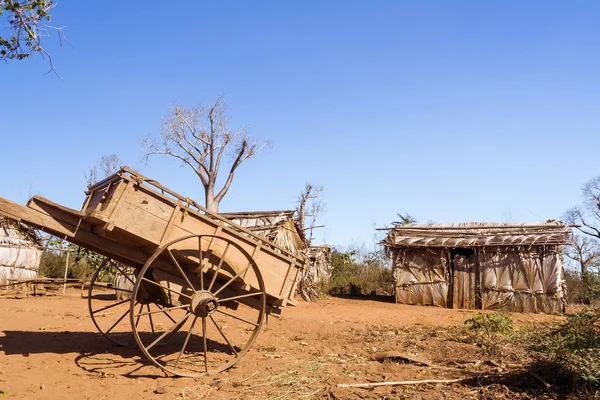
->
1, 1, 599, 248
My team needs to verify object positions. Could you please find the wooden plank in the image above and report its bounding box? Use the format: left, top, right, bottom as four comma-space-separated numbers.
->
452, 256, 458, 309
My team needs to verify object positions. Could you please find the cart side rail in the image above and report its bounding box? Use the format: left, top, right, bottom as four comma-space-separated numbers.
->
86, 166, 306, 268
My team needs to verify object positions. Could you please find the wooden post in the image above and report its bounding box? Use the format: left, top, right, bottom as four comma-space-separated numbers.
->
62, 252, 70, 295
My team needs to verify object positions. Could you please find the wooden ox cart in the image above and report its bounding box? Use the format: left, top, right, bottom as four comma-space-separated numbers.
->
0, 167, 305, 377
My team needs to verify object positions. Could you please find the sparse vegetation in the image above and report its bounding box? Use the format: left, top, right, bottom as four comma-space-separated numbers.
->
530, 308, 600, 393
37, 238, 103, 280
564, 269, 600, 305
464, 311, 514, 356
325, 248, 393, 297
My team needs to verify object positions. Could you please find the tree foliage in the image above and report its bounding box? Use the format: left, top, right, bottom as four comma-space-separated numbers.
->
142, 96, 268, 212
392, 212, 417, 226
0, 0, 62, 71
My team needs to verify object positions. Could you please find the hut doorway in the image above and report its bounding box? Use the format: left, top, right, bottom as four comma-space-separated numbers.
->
449, 248, 478, 310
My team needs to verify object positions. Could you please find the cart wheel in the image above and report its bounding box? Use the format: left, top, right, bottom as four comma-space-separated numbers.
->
88, 258, 188, 347
130, 234, 267, 377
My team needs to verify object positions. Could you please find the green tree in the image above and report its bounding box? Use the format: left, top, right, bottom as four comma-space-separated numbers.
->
1, 0, 63, 72
392, 212, 417, 226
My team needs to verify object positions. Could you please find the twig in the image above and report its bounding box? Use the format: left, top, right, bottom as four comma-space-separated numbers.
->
527, 370, 551, 388
337, 378, 464, 388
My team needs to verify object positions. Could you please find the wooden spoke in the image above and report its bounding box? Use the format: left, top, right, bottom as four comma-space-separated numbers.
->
146, 311, 192, 351
208, 243, 230, 292
198, 237, 204, 291
147, 304, 156, 339
135, 302, 143, 327
112, 263, 136, 286
209, 315, 238, 357
167, 249, 196, 294
141, 277, 193, 300
202, 317, 208, 373
134, 304, 190, 318
212, 264, 251, 297
105, 308, 131, 335
217, 292, 263, 304
174, 316, 198, 371
89, 257, 141, 348
156, 303, 178, 324
215, 309, 259, 327
92, 298, 129, 314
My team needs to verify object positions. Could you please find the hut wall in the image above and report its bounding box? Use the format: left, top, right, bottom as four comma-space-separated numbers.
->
393, 248, 449, 307
479, 248, 564, 313
297, 246, 332, 301
0, 220, 42, 285
393, 246, 565, 313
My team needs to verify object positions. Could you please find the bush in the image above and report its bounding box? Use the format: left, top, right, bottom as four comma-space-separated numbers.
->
326, 249, 394, 297
37, 251, 95, 280
464, 311, 514, 355
530, 309, 600, 392
38, 252, 68, 278
564, 270, 600, 304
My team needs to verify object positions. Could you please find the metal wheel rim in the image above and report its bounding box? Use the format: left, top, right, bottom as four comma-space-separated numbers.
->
130, 234, 267, 377
88, 258, 184, 347
88, 257, 139, 347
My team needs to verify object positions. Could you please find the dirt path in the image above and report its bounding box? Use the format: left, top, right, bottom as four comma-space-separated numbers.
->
0, 293, 562, 399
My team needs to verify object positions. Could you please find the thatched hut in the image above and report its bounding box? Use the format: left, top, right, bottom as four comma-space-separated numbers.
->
381, 222, 571, 313
221, 211, 335, 301
220, 210, 307, 255
0, 216, 43, 286
297, 245, 332, 301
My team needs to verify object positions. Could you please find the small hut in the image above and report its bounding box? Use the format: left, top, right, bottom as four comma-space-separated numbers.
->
0, 216, 43, 286
381, 222, 570, 313
221, 211, 333, 301
220, 210, 307, 255
297, 245, 332, 301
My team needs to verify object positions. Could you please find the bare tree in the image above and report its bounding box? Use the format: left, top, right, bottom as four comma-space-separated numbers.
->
564, 234, 600, 278
85, 154, 121, 186
142, 96, 268, 213
564, 176, 600, 240
296, 183, 324, 244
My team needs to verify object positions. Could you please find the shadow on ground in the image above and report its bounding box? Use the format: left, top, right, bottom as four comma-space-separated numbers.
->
0, 330, 237, 378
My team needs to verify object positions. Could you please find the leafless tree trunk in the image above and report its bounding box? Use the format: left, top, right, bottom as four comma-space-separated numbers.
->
296, 183, 324, 244
142, 96, 268, 213
564, 234, 600, 277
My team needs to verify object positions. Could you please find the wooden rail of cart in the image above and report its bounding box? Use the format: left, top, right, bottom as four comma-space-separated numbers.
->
0, 167, 305, 377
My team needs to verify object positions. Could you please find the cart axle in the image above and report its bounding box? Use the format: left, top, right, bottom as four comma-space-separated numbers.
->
190, 291, 218, 317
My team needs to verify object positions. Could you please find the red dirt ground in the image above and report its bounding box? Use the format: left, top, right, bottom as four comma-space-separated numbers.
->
0, 291, 565, 399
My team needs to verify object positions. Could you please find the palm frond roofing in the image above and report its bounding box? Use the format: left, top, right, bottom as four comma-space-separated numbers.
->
382, 221, 571, 248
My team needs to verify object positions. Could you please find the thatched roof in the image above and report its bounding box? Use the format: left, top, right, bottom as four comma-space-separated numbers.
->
0, 216, 40, 247
382, 222, 571, 249
220, 210, 307, 253
220, 210, 295, 230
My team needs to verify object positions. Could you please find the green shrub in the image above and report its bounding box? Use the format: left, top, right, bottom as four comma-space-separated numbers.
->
326, 249, 394, 296
464, 311, 513, 355
565, 270, 600, 304
37, 250, 95, 280
38, 252, 68, 278
531, 309, 600, 392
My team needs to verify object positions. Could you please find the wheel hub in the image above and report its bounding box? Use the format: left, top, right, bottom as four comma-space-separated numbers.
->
190, 291, 218, 317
